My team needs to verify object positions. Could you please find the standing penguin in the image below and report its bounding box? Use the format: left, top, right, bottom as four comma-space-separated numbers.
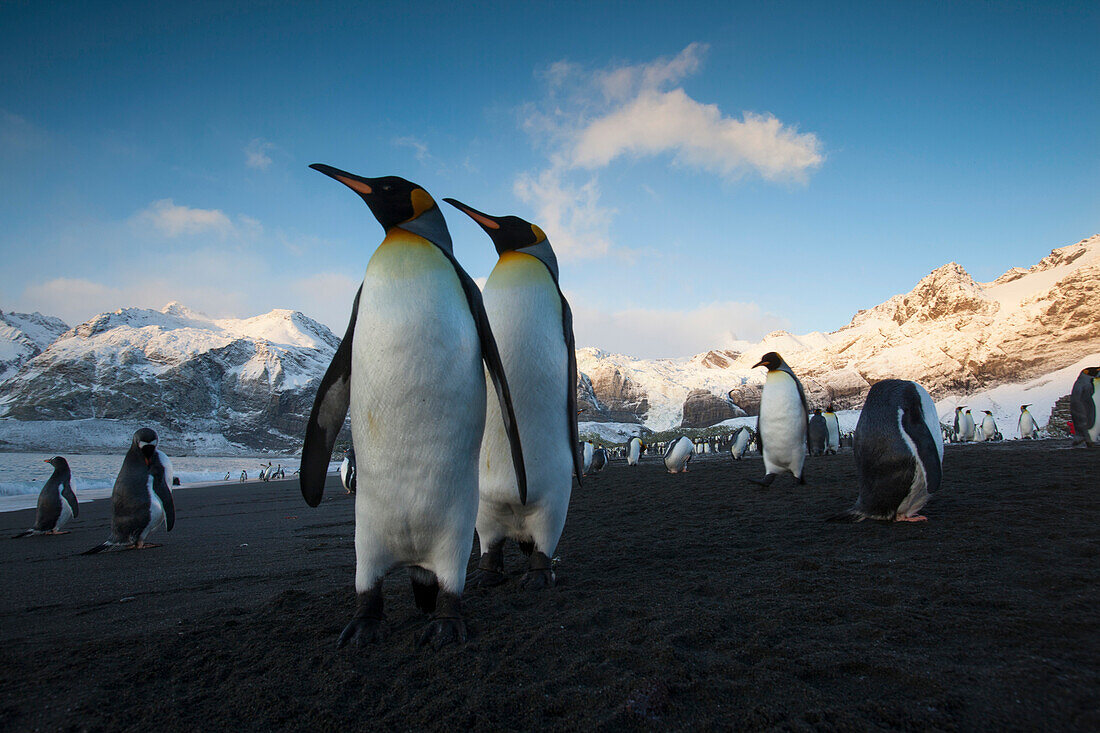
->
626, 436, 643, 466
1070, 366, 1100, 447
980, 411, 998, 441
751, 352, 810, 486
13, 457, 78, 538
830, 380, 943, 522
1017, 405, 1039, 439
340, 447, 357, 494
730, 426, 752, 460
83, 428, 174, 553
299, 166, 526, 648
960, 409, 976, 442
444, 199, 582, 589
808, 409, 828, 456
591, 446, 608, 473
664, 436, 694, 473
952, 406, 964, 443
582, 441, 595, 475
823, 406, 840, 454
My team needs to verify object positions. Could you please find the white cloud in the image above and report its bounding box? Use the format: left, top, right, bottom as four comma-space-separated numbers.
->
517, 44, 824, 261
569, 296, 790, 359
136, 199, 235, 238
244, 138, 275, 169
393, 136, 431, 163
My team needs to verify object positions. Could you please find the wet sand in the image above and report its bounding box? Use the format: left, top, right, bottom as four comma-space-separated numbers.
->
1, 440, 1097, 730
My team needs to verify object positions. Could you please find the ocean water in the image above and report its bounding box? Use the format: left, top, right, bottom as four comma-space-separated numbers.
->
0, 452, 334, 513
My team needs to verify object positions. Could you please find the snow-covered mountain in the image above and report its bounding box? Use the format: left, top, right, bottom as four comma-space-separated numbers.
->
0, 310, 69, 383
0, 303, 340, 453
577, 234, 1100, 434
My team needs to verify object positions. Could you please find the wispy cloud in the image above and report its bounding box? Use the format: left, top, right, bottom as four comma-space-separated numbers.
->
0, 109, 47, 152
133, 199, 259, 239
244, 138, 275, 169
393, 135, 431, 163
517, 44, 824, 261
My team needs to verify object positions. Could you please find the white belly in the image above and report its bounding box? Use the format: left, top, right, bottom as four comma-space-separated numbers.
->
961, 415, 975, 440
56, 490, 73, 530
825, 415, 840, 450
143, 479, 165, 540
665, 436, 692, 472
350, 237, 483, 568
982, 416, 996, 438
1091, 382, 1100, 441
759, 371, 807, 474
731, 430, 750, 458
478, 255, 572, 545
627, 438, 641, 465
1019, 413, 1036, 437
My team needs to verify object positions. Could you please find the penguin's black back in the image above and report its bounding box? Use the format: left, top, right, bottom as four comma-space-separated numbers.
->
34, 463, 68, 531
1070, 371, 1096, 433
853, 380, 940, 518
110, 448, 153, 544
808, 414, 828, 455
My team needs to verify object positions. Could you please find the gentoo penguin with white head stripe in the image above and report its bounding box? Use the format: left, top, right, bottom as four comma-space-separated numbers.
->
751, 352, 809, 487
1070, 366, 1100, 447
823, 405, 840, 454
960, 409, 976, 442
729, 426, 752, 460
664, 436, 693, 473
830, 379, 943, 522
627, 436, 643, 466
1017, 405, 1039, 439
299, 166, 526, 648
13, 457, 78, 538
980, 411, 998, 441
339, 447, 357, 494
444, 199, 582, 590
83, 428, 174, 553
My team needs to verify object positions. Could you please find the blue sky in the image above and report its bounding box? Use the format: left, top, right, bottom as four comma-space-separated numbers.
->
1, 1, 1097, 357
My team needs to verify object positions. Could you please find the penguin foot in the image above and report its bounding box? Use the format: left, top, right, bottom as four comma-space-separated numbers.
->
417, 617, 467, 649
132, 542, 161, 550
895, 514, 928, 522
749, 474, 777, 488
337, 617, 385, 648
47, 530, 71, 535
519, 568, 555, 591
467, 568, 506, 588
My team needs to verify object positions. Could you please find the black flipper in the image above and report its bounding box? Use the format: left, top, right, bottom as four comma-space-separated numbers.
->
755, 415, 764, 454
784, 367, 812, 453
12, 529, 34, 539
560, 290, 584, 487
902, 390, 943, 495
300, 285, 361, 507
62, 480, 78, 519
151, 461, 175, 532
449, 261, 528, 505
1070, 374, 1095, 437
81, 541, 111, 555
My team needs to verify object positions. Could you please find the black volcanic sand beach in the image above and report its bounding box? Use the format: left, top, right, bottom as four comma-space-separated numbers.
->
1, 440, 1097, 731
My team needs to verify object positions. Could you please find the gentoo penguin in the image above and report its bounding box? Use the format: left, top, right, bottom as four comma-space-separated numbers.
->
83, 428, 174, 553
340, 447, 357, 494
823, 405, 840, 454
582, 441, 595, 475
751, 352, 810, 486
808, 409, 827, 457
980, 411, 998, 441
960, 409, 976, 442
239, 470, 247, 482
1070, 366, 1100, 447
299, 166, 526, 648
664, 436, 693, 473
830, 380, 943, 522
13, 457, 78, 538
444, 199, 582, 589
1018, 405, 1039, 439
730, 426, 752, 460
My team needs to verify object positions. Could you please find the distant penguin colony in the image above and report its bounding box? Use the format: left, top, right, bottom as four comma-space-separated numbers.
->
299, 166, 526, 648
664, 436, 693, 473
831, 380, 943, 522
83, 428, 175, 553
752, 352, 810, 487
444, 198, 580, 590
626, 436, 643, 466
1070, 366, 1100, 447
13, 457, 78, 538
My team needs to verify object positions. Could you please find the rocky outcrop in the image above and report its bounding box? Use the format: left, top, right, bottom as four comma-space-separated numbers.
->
680, 389, 744, 428
585, 363, 648, 423
0, 310, 69, 383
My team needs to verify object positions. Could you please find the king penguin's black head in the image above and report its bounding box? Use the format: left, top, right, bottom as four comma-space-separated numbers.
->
1020, 404, 1030, 411
310, 164, 435, 231
1083, 366, 1100, 377
752, 352, 785, 371
813, 408, 822, 416
442, 198, 546, 255
133, 427, 158, 463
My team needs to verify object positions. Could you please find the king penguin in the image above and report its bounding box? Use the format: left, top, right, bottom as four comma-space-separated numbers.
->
1070, 366, 1100, 447
960, 409, 976, 442
582, 441, 595, 475
443, 199, 582, 590
751, 352, 810, 486
82, 428, 174, 553
1017, 405, 1039, 439
626, 436, 643, 466
830, 379, 943, 522
823, 405, 840, 454
340, 447, 357, 494
299, 166, 526, 649
952, 406, 964, 443
13, 457, 78, 538
808, 409, 828, 457
730, 426, 752, 460
664, 436, 693, 473
980, 411, 998, 441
